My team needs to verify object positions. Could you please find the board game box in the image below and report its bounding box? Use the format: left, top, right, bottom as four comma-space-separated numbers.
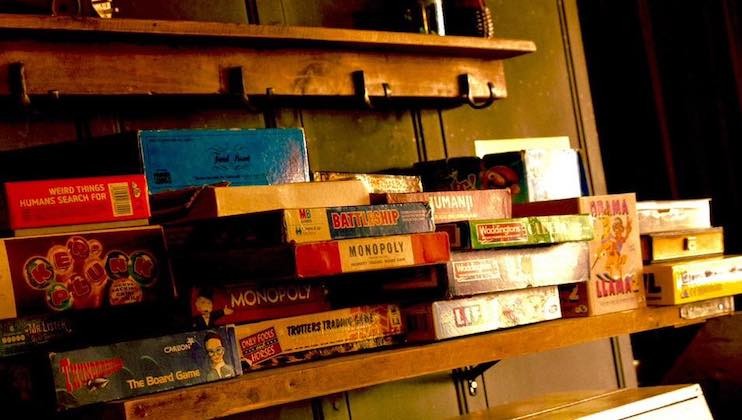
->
636, 199, 711, 234
641, 227, 724, 263
644, 256, 742, 305
313, 172, 423, 193
49, 326, 241, 409
372, 189, 511, 224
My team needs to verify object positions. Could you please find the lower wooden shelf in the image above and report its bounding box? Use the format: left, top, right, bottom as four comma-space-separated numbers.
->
112, 305, 728, 419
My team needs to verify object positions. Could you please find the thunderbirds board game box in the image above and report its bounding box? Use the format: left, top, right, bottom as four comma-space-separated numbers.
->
50, 326, 241, 409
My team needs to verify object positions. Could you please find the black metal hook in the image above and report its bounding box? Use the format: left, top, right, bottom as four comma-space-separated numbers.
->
9, 62, 31, 110
353, 70, 392, 109
458, 73, 497, 109
227, 66, 262, 112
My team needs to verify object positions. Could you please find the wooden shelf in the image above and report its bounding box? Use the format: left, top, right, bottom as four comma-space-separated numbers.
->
0, 15, 535, 105
113, 306, 728, 420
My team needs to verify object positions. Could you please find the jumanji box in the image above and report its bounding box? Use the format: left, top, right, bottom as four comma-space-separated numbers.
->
513, 193, 645, 316
1, 174, 150, 235
50, 326, 241, 409
404, 286, 561, 342
0, 226, 174, 320
447, 242, 589, 296
372, 189, 511, 224
234, 304, 403, 371
0, 129, 310, 194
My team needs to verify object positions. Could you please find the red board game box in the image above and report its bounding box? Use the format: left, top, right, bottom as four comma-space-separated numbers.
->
0, 226, 174, 320
2, 175, 150, 235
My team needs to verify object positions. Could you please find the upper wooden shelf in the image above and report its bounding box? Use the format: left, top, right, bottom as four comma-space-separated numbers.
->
0, 15, 536, 105
111, 305, 728, 420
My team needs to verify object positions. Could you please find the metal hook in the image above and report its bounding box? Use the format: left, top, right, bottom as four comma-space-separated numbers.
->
227, 66, 261, 112
9, 62, 31, 109
353, 71, 392, 109
458, 73, 497, 109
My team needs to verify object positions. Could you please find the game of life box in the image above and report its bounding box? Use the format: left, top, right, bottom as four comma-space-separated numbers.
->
404, 286, 561, 342
372, 189, 511, 224
0, 226, 174, 320
49, 326, 241, 409
0, 129, 309, 194
234, 304, 403, 371
513, 194, 645, 316
1, 174, 150, 236
447, 242, 589, 296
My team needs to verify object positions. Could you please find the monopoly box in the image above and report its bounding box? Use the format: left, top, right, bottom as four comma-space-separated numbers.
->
437, 215, 593, 250
513, 194, 645, 316
447, 242, 589, 296
641, 227, 724, 263
49, 326, 241, 409
636, 199, 712, 234
313, 172, 423, 193
152, 180, 371, 223
190, 283, 330, 328
404, 286, 561, 342
180, 232, 451, 281
372, 189, 511, 224
0, 129, 309, 194
644, 256, 742, 305
234, 304, 403, 371
1, 174, 150, 236
166, 202, 434, 249
0, 226, 174, 320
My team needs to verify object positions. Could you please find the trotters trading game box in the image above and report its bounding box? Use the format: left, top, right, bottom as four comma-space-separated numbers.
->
513, 194, 645, 316
447, 242, 589, 296
234, 304, 403, 371
404, 286, 561, 342
0, 226, 174, 320
2, 174, 150, 235
644, 256, 742, 305
50, 326, 241, 409
372, 190, 511, 224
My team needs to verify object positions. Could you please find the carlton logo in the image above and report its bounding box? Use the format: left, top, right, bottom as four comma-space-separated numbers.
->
476, 223, 527, 243
164, 337, 196, 354
58, 356, 125, 392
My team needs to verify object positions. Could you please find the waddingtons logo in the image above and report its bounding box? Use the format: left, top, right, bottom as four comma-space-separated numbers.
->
476, 222, 527, 244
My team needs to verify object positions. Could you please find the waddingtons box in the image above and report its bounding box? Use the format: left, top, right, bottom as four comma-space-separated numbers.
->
641, 227, 724, 263
234, 305, 402, 371
644, 256, 742, 305
372, 190, 511, 224
154, 180, 371, 223
49, 326, 241, 409
166, 203, 434, 248
447, 242, 589, 296
190, 283, 330, 328
313, 172, 423, 193
2, 174, 150, 235
438, 215, 593, 250
513, 194, 645, 316
404, 286, 561, 342
0, 128, 309, 194
181, 232, 451, 281
0, 226, 174, 320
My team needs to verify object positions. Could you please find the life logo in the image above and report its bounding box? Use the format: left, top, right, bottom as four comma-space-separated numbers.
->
453, 305, 482, 327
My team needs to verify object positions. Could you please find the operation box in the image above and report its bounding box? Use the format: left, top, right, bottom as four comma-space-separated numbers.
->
447, 241, 589, 296
234, 304, 403, 371
404, 286, 561, 342
50, 326, 241, 409
641, 227, 724, 263
372, 189, 511, 224
644, 256, 742, 305
0, 226, 174, 320
437, 214, 593, 250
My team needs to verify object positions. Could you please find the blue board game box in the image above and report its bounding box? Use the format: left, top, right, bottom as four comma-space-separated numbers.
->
49, 326, 241, 409
0, 128, 310, 194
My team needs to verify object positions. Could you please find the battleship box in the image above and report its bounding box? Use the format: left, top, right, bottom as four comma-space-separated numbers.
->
372, 189, 511, 224
49, 326, 241, 409
447, 242, 589, 296
513, 194, 645, 316
404, 286, 561, 342
0, 128, 309, 194
0, 226, 174, 320
234, 305, 403, 371
190, 283, 330, 328
166, 202, 434, 249
2, 174, 150, 235
180, 232, 451, 281
636, 199, 712, 234
438, 214, 593, 250
641, 227, 724, 263
644, 256, 742, 305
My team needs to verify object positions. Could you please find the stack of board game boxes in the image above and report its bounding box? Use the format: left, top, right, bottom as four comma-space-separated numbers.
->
639, 199, 738, 316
